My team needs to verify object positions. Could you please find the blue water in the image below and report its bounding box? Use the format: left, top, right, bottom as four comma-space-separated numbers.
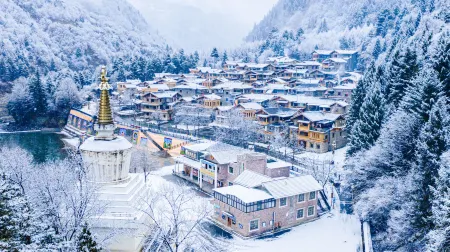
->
0, 132, 67, 163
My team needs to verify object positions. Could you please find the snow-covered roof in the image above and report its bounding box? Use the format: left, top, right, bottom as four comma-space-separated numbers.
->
213, 185, 274, 203
174, 82, 206, 90
313, 50, 333, 55
174, 156, 201, 169
206, 143, 252, 164
80, 136, 132, 152
148, 84, 170, 90
269, 78, 287, 84
262, 175, 322, 199
284, 69, 309, 74
216, 106, 234, 111
233, 170, 273, 188
266, 160, 291, 169
275, 95, 338, 106
295, 79, 321, 84
237, 102, 263, 110
203, 94, 221, 100
212, 81, 252, 90
295, 87, 328, 92
333, 50, 358, 55
261, 107, 299, 117
326, 58, 347, 63
236, 94, 275, 102
333, 84, 357, 90
151, 91, 179, 98
197, 67, 212, 72
297, 61, 322, 66
184, 141, 215, 152
301, 111, 342, 122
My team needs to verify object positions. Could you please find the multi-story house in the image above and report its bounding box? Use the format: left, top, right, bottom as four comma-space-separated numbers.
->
175, 143, 292, 191
198, 94, 222, 108
236, 102, 263, 120
331, 50, 359, 71
295, 61, 322, 71
321, 58, 348, 72
139, 91, 181, 121
211, 174, 322, 237
312, 50, 333, 62
256, 107, 300, 135
294, 111, 347, 153
276, 69, 309, 80
266, 56, 299, 66
116, 79, 141, 94
234, 94, 275, 107
329, 83, 356, 102
172, 82, 207, 97
211, 106, 234, 126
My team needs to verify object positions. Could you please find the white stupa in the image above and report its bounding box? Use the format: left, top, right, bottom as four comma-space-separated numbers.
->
80, 66, 148, 252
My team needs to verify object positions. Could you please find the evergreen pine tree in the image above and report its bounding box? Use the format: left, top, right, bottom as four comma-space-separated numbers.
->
428, 152, 450, 251
193, 51, 200, 66
222, 50, 228, 66
77, 223, 101, 252
372, 39, 382, 59
210, 47, 219, 62
202, 58, 208, 67
411, 97, 449, 242
347, 79, 385, 156
433, 32, 450, 101
386, 47, 419, 109
29, 71, 47, 117
402, 67, 443, 123
346, 64, 374, 154
0, 174, 33, 251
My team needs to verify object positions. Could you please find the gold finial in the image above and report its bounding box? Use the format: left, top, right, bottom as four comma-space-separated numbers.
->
97, 66, 114, 126
99, 66, 111, 91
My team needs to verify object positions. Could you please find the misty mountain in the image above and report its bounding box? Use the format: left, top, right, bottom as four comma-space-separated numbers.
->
0, 0, 165, 80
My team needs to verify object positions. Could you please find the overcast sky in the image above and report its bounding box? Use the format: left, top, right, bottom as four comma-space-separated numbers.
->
127, 0, 279, 51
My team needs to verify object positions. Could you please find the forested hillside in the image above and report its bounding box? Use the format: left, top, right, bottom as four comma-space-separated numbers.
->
0, 0, 166, 83
343, 0, 450, 250
239, 0, 449, 70
0, 0, 202, 129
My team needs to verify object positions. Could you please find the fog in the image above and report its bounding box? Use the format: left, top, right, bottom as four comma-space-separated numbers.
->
127, 0, 279, 52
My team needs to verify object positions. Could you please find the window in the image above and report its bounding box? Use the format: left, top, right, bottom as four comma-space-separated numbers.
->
270, 220, 273, 226
228, 182, 233, 186
310, 143, 314, 148
316, 144, 320, 149
308, 206, 315, 217
280, 198, 287, 207
229, 167, 234, 174
297, 209, 304, 219
298, 194, 305, 203
249, 219, 259, 231
309, 191, 316, 200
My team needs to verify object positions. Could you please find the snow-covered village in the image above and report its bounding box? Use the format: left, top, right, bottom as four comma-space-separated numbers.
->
0, 0, 449, 252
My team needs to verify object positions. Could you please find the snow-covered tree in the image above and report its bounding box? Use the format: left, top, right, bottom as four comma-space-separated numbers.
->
139, 182, 227, 252
77, 223, 101, 252
347, 76, 385, 156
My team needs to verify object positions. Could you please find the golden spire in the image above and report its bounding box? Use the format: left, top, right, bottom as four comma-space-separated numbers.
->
97, 66, 114, 126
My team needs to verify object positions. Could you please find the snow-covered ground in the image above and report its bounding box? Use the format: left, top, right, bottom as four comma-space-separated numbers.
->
146, 163, 360, 252
234, 184, 360, 252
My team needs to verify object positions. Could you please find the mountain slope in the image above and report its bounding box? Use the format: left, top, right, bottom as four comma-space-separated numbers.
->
246, 0, 404, 51
0, 0, 164, 80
